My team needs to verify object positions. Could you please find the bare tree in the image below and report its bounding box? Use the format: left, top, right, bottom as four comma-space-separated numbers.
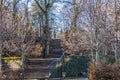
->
110, 0, 120, 60
34, 0, 55, 57
0, 0, 3, 74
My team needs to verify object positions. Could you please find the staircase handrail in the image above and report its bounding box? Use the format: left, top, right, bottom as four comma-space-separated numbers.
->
48, 50, 65, 71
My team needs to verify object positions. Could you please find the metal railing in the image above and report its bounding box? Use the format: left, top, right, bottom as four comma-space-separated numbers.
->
48, 52, 65, 73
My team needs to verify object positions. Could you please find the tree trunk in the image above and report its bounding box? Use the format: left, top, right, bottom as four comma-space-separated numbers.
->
114, 0, 119, 61
35, 0, 53, 58
71, 0, 78, 28
0, 0, 3, 75
43, 11, 50, 58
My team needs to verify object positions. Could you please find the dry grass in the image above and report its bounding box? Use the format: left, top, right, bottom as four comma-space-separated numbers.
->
25, 44, 43, 58
62, 27, 90, 55
88, 61, 120, 80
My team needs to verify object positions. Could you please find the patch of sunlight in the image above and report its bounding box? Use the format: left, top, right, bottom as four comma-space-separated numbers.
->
5, 60, 22, 71
65, 57, 71, 62
56, 63, 62, 67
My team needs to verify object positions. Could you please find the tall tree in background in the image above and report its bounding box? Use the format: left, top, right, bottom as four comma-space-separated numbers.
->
31, 1, 43, 38
71, 0, 87, 28
111, 0, 120, 60
62, 0, 90, 55
89, 0, 102, 62
71, 0, 78, 28
12, 0, 19, 29
34, 0, 55, 57
0, 0, 3, 74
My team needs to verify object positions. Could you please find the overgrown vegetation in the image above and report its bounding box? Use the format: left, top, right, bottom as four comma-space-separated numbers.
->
50, 55, 89, 78
88, 61, 120, 80
1, 0, 120, 79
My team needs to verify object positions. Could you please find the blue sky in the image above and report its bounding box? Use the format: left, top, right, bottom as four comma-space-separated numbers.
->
50, 0, 73, 31
22, 0, 72, 32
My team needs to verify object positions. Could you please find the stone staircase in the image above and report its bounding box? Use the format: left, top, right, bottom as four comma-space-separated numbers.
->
24, 39, 63, 79
49, 39, 63, 58
24, 58, 55, 79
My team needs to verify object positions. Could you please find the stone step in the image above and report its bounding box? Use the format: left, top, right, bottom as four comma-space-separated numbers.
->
51, 49, 63, 52
26, 58, 56, 66
26, 61, 51, 66
24, 78, 48, 80
25, 68, 50, 73
50, 42, 61, 45
48, 53, 63, 58
50, 39, 61, 42
50, 46, 62, 49
27, 58, 57, 61
50, 46, 63, 50
27, 65, 49, 69
24, 72, 49, 79
50, 39, 62, 47
27, 58, 56, 61
24, 39, 63, 79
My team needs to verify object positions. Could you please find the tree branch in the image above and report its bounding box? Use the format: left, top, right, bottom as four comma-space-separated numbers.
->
34, 0, 45, 13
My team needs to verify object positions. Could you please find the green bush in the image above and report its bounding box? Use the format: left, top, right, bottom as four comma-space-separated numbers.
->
105, 55, 115, 63
50, 55, 90, 78
50, 66, 62, 78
